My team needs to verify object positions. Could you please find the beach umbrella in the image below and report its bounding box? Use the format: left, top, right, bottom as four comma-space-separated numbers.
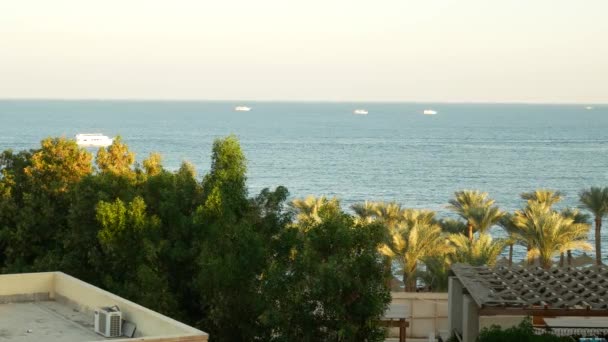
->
495, 257, 510, 267
570, 253, 594, 267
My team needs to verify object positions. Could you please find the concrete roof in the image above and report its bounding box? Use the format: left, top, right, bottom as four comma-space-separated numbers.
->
0, 301, 104, 342
0, 272, 208, 342
451, 263, 608, 312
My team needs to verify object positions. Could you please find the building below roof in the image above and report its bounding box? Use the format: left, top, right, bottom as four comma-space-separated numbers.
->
448, 263, 608, 342
0, 272, 208, 342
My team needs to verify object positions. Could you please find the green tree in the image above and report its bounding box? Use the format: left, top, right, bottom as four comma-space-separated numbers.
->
95, 136, 135, 177
195, 136, 283, 341
521, 189, 563, 207
267, 200, 390, 341
0, 135, 397, 341
1, 138, 92, 271
24, 137, 92, 194
477, 317, 571, 342
143, 161, 202, 321
142, 152, 163, 176
351, 200, 377, 224
371, 202, 405, 230
380, 209, 451, 291
447, 190, 504, 241
579, 186, 608, 265
0, 150, 32, 270
498, 213, 519, 266
200, 135, 248, 217
448, 233, 506, 267
439, 218, 467, 235
560, 207, 591, 266
350, 200, 397, 289
512, 202, 592, 269
95, 196, 179, 314
291, 195, 339, 224
419, 255, 451, 291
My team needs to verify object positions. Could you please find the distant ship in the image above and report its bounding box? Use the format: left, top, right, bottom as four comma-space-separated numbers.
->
353, 109, 368, 115
75, 133, 113, 147
234, 106, 252, 112
423, 109, 438, 115
585, 106, 594, 110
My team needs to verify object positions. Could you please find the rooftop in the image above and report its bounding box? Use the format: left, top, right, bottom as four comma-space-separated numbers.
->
0, 272, 208, 342
451, 263, 608, 314
0, 301, 104, 342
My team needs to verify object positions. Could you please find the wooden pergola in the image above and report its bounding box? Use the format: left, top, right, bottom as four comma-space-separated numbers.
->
451, 263, 608, 319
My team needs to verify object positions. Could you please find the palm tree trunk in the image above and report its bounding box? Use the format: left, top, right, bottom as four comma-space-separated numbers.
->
559, 253, 564, 267
567, 250, 573, 266
541, 256, 552, 270
467, 222, 474, 242
526, 246, 534, 266
596, 216, 603, 265
403, 263, 417, 292
508, 244, 513, 267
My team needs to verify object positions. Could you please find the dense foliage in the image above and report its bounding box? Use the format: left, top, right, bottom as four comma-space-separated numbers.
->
0, 136, 391, 342
475, 317, 572, 342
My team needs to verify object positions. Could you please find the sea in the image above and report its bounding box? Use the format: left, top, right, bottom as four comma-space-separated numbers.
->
1, 100, 607, 261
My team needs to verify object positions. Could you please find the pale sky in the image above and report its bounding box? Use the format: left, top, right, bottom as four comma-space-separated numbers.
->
1, 0, 607, 103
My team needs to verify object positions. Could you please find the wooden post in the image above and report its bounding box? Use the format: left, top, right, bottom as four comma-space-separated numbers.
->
399, 318, 406, 342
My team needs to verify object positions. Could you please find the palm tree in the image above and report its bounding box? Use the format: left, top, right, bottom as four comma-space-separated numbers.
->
379, 209, 451, 291
521, 189, 563, 207
498, 213, 520, 266
468, 206, 504, 236
512, 202, 592, 269
516, 189, 565, 266
372, 202, 405, 230
291, 195, 338, 224
447, 190, 504, 241
419, 255, 451, 292
579, 187, 608, 265
561, 207, 591, 266
448, 233, 506, 267
401, 208, 437, 228
351, 201, 377, 224
439, 218, 467, 235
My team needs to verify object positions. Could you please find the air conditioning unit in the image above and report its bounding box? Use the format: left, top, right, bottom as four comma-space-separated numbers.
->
94, 306, 122, 337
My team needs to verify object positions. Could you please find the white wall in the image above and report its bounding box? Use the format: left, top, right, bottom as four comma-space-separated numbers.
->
0, 272, 55, 299
448, 276, 463, 336
462, 295, 479, 342
388, 292, 448, 339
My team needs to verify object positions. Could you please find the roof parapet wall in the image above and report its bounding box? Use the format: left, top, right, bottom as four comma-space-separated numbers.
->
0, 272, 208, 341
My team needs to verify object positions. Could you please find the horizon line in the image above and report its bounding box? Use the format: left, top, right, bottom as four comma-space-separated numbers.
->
0, 97, 606, 106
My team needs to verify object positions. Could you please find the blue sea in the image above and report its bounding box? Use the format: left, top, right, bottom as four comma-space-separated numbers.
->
1, 100, 607, 260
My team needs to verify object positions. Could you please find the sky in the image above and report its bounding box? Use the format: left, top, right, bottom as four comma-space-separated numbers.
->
1, 0, 607, 103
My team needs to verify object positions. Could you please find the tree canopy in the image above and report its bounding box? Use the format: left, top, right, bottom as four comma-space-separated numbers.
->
0, 136, 392, 342
0, 135, 604, 340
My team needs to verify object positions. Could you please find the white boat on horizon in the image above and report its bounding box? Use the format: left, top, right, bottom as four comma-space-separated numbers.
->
75, 133, 114, 147
234, 106, 252, 112
353, 109, 368, 115
585, 106, 594, 110
423, 109, 438, 115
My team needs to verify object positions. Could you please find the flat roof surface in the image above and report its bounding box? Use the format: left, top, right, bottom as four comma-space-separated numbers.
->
451, 263, 608, 311
0, 301, 104, 342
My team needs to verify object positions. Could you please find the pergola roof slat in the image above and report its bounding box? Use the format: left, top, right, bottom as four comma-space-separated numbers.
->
451, 263, 608, 312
